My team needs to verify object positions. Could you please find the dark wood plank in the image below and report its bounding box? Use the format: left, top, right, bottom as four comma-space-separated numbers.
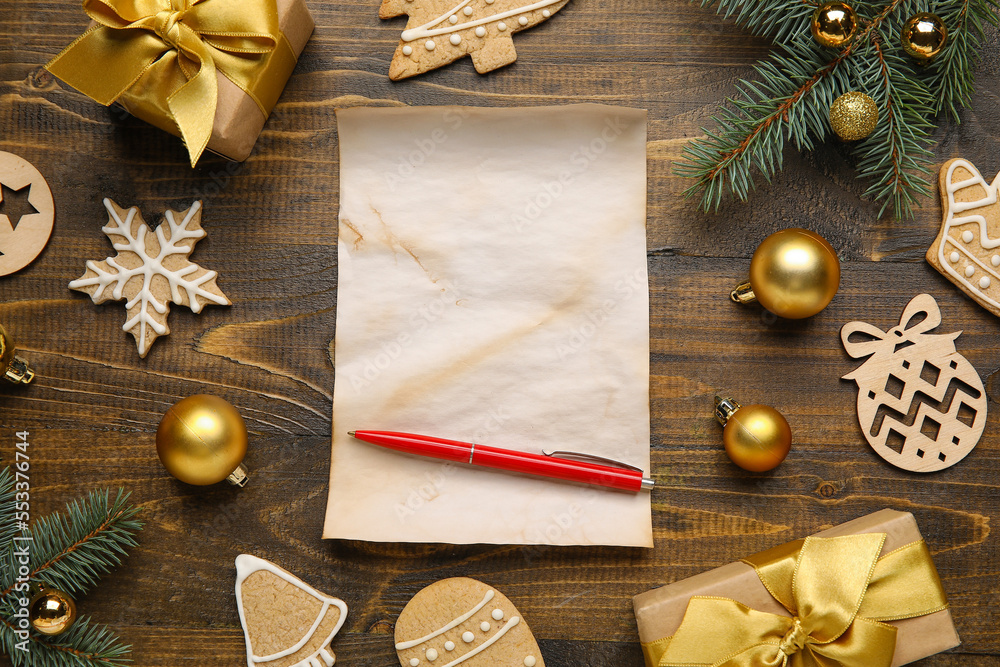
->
2, 0, 999, 665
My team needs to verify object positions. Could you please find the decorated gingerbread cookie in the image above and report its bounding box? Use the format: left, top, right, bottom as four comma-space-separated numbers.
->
69, 198, 230, 357
927, 158, 1000, 316
380, 0, 570, 80
394, 577, 543, 667
0, 151, 54, 277
841, 293, 987, 472
235, 555, 348, 667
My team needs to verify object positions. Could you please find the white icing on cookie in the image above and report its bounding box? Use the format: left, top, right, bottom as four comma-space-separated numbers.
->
497, 21, 507, 30
524, 657, 536, 667
480, 621, 490, 632
396, 590, 495, 650
937, 159, 1000, 311
518, 16, 528, 25
399, 0, 563, 42
981, 276, 991, 288
491, 609, 503, 621
966, 265, 976, 277
992, 254, 999, 266
449, 14, 458, 23
450, 34, 462, 44
320, 648, 335, 667
426, 648, 439, 661
444, 641, 455, 651
463, 6, 473, 14
475, 26, 486, 36
542, 9, 550, 16
234, 555, 348, 666
410, 659, 420, 666
425, 40, 436, 50
950, 251, 960, 263
402, 45, 413, 55
439, 617, 521, 667
462, 631, 475, 643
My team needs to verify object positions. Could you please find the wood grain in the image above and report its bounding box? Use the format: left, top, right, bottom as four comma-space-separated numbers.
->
1, 0, 999, 664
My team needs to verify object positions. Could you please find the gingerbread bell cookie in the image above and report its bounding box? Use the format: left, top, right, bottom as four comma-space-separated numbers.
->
927, 158, 1000, 316
395, 577, 543, 667
0, 151, 55, 277
235, 555, 348, 667
69, 198, 230, 357
381, 0, 570, 80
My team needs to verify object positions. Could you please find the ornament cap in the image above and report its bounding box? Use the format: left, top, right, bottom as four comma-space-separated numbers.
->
0, 325, 34, 385
227, 462, 250, 487
714, 395, 742, 426
730, 281, 757, 305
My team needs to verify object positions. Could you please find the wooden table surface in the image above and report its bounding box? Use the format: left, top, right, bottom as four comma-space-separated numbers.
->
2, 0, 1000, 665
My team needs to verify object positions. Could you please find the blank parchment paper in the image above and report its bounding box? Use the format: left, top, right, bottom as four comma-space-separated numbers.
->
324, 104, 651, 547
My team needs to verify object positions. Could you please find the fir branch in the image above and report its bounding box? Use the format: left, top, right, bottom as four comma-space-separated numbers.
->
0, 490, 142, 601
1, 614, 131, 667
0, 467, 17, 552
697, 0, 818, 43
926, 0, 1000, 119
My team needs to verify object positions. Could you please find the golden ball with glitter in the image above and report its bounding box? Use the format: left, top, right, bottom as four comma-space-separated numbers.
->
901, 13, 947, 62
811, 1, 857, 48
29, 587, 77, 636
829, 91, 879, 141
156, 395, 250, 486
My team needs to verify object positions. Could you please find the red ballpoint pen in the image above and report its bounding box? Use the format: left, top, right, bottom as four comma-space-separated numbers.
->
348, 430, 655, 493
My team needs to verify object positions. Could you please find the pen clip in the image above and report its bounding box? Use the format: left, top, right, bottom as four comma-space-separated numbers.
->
541, 450, 644, 473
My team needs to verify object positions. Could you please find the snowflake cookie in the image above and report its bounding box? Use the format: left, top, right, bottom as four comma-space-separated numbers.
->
70, 198, 230, 358
381, 0, 570, 80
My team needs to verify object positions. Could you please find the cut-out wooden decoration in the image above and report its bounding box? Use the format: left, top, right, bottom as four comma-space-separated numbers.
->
0, 151, 55, 277
841, 293, 986, 472
927, 158, 1000, 317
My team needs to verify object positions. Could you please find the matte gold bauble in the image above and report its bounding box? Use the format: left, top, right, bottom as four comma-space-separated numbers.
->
715, 396, 792, 472
811, 2, 857, 48
829, 91, 879, 141
156, 394, 249, 486
731, 228, 841, 319
901, 13, 947, 62
29, 587, 77, 636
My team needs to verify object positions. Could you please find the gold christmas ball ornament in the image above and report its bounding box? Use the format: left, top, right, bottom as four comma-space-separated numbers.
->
28, 587, 77, 636
829, 91, 879, 141
715, 396, 792, 472
731, 228, 841, 319
811, 1, 857, 48
901, 13, 947, 62
156, 394, 250, 486
0, 322, 34, 385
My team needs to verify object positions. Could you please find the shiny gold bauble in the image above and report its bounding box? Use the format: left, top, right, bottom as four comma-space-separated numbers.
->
745, 228, 840, 319
829, 91, 879, 141
29, 587, 77, 636
901, 13, 947, 62
156, 394, 249, 486
811, 2, 857, 48
716, 397, 792, 472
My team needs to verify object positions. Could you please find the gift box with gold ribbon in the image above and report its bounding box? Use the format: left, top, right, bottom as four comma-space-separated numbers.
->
45, 0, 314, 166
633, 509, 960, 667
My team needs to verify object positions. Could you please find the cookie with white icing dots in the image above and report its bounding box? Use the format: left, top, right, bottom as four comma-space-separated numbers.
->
394, 577, 543, 667
927, 158, 1000, 317
380, 0, 570, 80
235, 555, 348, 667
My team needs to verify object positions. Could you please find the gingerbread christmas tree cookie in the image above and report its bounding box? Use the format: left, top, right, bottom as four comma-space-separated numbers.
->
381, 0, 570, 80
69, 198, 230, 358
235, 555, 348, 667
927, 158, 1000, 317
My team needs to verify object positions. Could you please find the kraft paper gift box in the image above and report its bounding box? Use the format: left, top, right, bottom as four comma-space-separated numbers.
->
46, 0, 314, 165
633, 509, 960, 667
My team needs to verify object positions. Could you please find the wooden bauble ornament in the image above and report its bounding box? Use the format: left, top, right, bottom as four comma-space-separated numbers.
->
0, 151, 55, 277
841, 294, 986, 472
926, 159, 1000, 317
395, 577, 544, 667
235, 554, 348, 667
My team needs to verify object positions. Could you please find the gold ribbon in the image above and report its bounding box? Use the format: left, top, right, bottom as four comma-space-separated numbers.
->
46, 0, 298, 166
642, 534, 949, 667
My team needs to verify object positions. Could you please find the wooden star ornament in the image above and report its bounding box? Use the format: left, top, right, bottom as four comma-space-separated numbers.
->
70, 198, 231, 358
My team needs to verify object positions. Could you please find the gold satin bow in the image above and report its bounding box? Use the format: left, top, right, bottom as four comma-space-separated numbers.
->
46, 0, 293, 166
643, 534, 949, 667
